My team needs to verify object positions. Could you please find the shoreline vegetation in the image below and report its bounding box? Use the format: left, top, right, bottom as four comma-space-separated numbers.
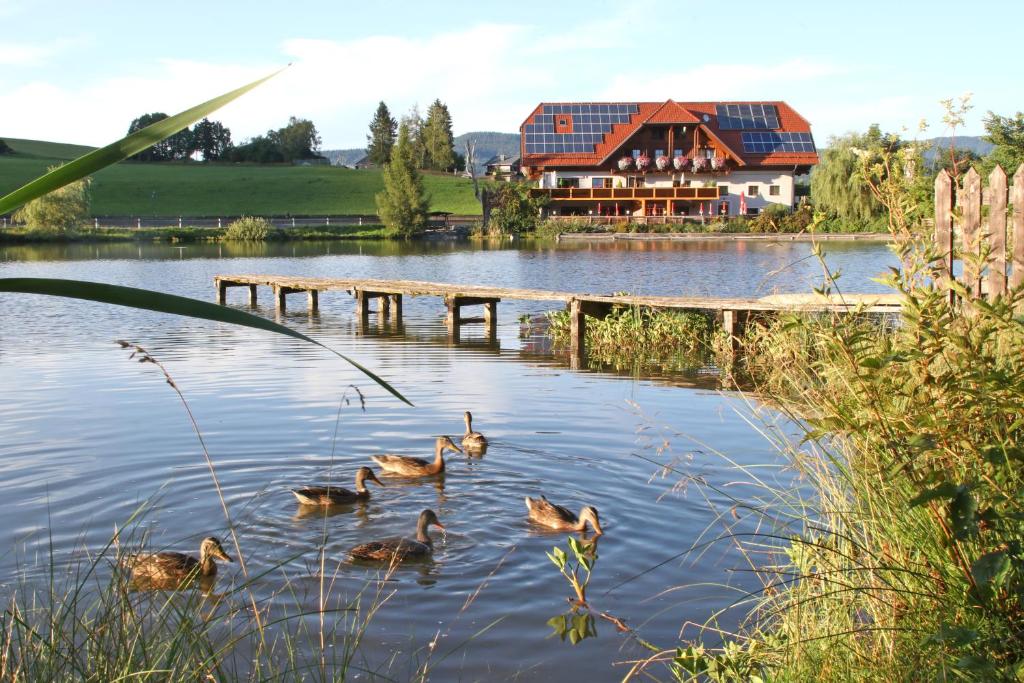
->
0, 223, 390, 243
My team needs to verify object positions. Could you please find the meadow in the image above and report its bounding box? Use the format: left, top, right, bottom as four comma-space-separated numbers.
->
0, 138, 482, 217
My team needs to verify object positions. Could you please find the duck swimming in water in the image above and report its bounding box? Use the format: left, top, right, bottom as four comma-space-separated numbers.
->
461, 411, 488, 451
122, 536, 233, 585
349, 509, 445, 562
525, 496, 604, 535
371, 436, 462, 477
291, 466, 384, 506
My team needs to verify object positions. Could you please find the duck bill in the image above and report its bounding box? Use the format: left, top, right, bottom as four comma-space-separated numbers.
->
369, 472, 385, 487
449, 442, 463, 454
432, 520, 446, 530
215, 548, 234, 562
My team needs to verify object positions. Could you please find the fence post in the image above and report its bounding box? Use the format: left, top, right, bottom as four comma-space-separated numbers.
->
292, 217, 296, 228
359, 216, 363, 226
933, 171, 954, 298
137, 218, 141, 229
218, 218, 222, 228
94, 217, 98, 229
1012, 165, 1024, 298
961, 168, 982, 298
179, 216, 183, 229
987, 166, 1008, 300
326, 216, 330, 226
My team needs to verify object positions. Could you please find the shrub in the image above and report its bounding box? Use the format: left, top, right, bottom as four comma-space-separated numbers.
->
13, 166, 91, 232
222, 216, 275, 241
485, 182, 545, 235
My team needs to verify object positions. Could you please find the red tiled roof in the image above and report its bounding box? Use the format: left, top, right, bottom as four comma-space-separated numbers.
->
520, 100, 818, 170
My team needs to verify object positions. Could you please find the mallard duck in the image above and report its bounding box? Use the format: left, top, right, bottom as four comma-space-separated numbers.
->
349, 509, 445, 562
122, 536, 233, 583
291, 466, 384, 505
371, 436, 462, 477
525, 496, 604, 535
461, 411, 488, 450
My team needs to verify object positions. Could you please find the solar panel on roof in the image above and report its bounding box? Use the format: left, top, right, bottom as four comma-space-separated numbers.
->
524, 103, 641, 155
740, 131, 815, 154
716, 104, 780, 130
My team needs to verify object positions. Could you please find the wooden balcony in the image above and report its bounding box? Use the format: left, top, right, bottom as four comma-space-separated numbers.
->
529, 186, 720, 201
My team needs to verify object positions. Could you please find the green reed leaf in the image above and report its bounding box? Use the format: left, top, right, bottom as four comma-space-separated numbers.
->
0, 277, 410, 405
0, 67, 285, 215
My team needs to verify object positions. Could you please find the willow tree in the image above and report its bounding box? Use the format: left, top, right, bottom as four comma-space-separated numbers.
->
375, 120, 429, 236
14, 166, 91, 232
810, 125, 896, 223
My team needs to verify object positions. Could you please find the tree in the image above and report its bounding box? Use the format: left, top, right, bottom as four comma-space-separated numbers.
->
810, 124, 897, 223
272, 116, 321, 162
127, 112, 196, 161
422, 99, 455, 171
980, 111, 1024, 174
13, 166, 90, 232
484, 182, 543, 234
366, 101, 397, 166
405, 104, 427, 169
376, 119, 430, 236
225, 135, 284, 163
192, 118, 233, 161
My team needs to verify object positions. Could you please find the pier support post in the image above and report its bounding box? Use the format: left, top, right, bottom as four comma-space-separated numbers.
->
354, 289, 370, 327
248, 284, 258, 307
274, 286, 287, 312
721, 309, 748, 352
569, 299, 586, 369
390, 294, 403, 324
307, 289, 318, 313
379, 294, 391, 323
484, 301, 497, 337
216, 279, 228, 305
445, 296, 460, 329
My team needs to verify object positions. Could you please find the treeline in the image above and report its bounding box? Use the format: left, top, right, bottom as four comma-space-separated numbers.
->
125, 114, 323, 164
366, 100, 464, 172
811, 99, 1024, 228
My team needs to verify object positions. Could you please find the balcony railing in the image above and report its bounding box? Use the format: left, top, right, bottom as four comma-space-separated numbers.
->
529, 187, 720, 201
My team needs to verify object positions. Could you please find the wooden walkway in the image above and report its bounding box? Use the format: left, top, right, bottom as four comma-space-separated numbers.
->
214, 274, 902, 366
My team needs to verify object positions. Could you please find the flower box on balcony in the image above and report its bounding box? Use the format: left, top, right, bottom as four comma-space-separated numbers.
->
655, 155, 670, 171
617, 156, 633, 171
673, 155, 688, 171
635, 154, 651, 172
691, 157, 709, 172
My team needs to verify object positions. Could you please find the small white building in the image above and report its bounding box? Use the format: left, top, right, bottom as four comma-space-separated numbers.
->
520, 100, 817, 218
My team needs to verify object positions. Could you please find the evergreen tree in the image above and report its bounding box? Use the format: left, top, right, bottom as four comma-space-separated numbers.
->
375, 119, 429, 236
422, 99, 455, 171
980, 110, 1024, 175
366, 101, 397, 166
406, 104, 427, 169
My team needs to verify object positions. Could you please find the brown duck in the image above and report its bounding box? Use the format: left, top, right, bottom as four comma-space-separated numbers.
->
291, 466, 384, 505
349, 509, 445, 562
525, 496, 604, 535
122, 536, 233, 584
461, 411, 488, 450
371, 436, 462, 477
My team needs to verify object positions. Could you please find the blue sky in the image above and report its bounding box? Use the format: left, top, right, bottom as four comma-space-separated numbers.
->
3, 0, 1021, 148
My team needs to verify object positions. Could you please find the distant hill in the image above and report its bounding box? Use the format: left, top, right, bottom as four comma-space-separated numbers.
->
922, 135, 993, 163
322, 131, 520, 173
455, 132, 519, 173
2, 137, 97, 160
320, 148, 366, 167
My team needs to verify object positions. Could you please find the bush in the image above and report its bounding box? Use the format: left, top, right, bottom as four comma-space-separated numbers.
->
222, 216, 275, 241
485, 182, 545, 235
13, 166, 91, 232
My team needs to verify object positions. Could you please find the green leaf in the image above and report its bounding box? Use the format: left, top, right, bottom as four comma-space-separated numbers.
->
950, 489, 979, 540
925, 623, 979, 647
0, 278, 410, 405
0, 67, 285, 215
908, 482, 961, 508
971, 551, 1012, 594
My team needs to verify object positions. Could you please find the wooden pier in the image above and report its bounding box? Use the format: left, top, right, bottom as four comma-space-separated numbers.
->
213, 274, 902, 367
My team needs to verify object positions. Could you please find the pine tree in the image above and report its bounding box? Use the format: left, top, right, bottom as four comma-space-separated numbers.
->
422, 99, 455, 171
366, 101, 397, 166
375, 119, 430, 236
406, 104, 427, 169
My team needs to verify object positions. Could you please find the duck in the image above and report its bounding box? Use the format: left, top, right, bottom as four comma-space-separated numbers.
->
524, 496, 604, 535
122, 536, 233, 584
349, 509, 445, 562
371, 436, 462, 477
291, 466, 384, 506
461, 411, 488, 450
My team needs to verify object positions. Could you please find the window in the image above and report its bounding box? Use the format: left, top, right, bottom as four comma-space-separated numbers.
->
557, 177, 580, 189
655, 149, 665, 158
592, 177, 611, 189
769, 185, 780, 196
632, 149, 641, 159
718, 185, 728, 195
747, 185, 759, 196
673, 148, 682, 157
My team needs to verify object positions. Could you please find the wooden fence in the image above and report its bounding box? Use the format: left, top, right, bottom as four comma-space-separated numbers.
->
934, 165, 1024, 300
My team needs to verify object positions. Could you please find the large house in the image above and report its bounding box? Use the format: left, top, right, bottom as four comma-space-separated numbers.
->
520, 100, 817, 219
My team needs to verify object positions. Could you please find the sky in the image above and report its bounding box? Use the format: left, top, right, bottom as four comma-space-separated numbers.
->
2, 0, 1021, 150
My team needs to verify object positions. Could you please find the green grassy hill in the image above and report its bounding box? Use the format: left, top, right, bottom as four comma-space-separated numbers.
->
0, 138, 482, 216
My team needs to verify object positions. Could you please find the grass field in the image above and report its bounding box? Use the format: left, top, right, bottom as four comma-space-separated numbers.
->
0, 137, 483, 216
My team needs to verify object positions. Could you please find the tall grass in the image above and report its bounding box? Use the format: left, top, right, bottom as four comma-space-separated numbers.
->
639, 161, 1024, 679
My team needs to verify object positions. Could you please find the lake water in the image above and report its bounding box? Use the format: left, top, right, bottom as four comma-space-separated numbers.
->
0, 238, 898, 680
